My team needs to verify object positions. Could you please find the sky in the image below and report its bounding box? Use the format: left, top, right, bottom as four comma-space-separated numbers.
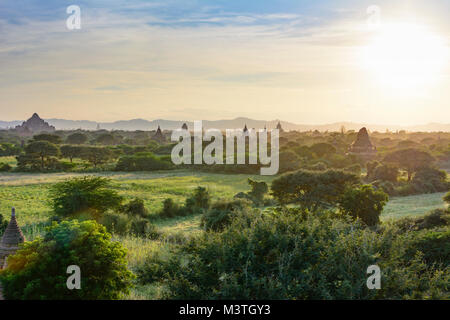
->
0, 0, 449, 125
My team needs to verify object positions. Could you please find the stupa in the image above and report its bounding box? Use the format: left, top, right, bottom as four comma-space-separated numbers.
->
181, 123, 188, 130
0, 208, 25, 269
276, 121, 284, 133
15, 113, 55, 136
348, 127, 377, 158
153, 125, 164, 142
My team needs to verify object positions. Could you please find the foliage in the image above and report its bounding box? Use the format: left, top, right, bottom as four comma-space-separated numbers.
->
372, 164, 399, 183
271, 169, 360, 211
147, 210, 449, 299
32, 133, 62, 144
19, 141, 60, 171
445, 192, 450, 205
201, 199, 252, 232
234, 178, 268, 206
80, 146, 114, 168
339, 185, 389, 226
115, 152, 172, 171
48, 176, 123, 218
60, 145, 83, 163
384, 148, 435, 181
0, 162, 12, 172
66, 133, 88, 145
120, 198, 149, 218
185, 186, 211, 214
160, 198, 182, 218
0, 220, 134, 299
395, 208, 450, 232
310, 142, 336, 158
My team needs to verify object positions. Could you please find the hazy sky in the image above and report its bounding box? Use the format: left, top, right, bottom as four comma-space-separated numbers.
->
0, 0, 449, 125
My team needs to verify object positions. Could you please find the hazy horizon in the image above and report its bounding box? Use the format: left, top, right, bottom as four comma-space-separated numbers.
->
1, 0, 449, 125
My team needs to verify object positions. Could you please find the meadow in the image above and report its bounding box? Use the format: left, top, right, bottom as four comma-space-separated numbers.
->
0, 169, 447, 299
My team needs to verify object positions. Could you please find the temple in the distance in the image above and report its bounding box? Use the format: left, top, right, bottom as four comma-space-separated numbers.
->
348, 127, 377, 159
14, 113, 55, 136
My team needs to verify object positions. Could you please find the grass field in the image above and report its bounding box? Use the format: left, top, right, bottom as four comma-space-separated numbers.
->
0, 169, 447, 299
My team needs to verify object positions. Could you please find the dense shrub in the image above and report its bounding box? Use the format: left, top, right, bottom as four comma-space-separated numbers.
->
234, 179, 268, 206
130, 217, 159, 239
115, 152, 172, 171
48, 176, 123, 219
201, 199, 252, 232
120, 198, 148, 217
160, 198, 182, 218
0, 163, 12, 172
339, 185, 389, 226
0, 220, 134, 299
144, 209, 449, 299
185, 187, 211, 214
100, 212, 131, 235
372, 164, 399, 183
395, 209, 450, 232
411, 167, 449, 193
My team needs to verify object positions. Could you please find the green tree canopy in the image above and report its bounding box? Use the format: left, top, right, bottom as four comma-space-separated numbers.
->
49, 176, 123, 218
0, 220, 134, 299
339, 184, 389, 226
66, 132, 88, 145
24, 140, 59, 170
384, 148, 435, 181
271, 169, 360, 211
32, 133, 62, 144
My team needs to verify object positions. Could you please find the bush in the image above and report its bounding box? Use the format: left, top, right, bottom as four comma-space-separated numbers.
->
100, 212, 131, 235
339, 185, 389, 226
115, 152, 172, 171
150, 209, 449, 299
395, 209, 450, 232
445, 192, 450, 205
201, 199, 252, 232
48, 176, 123, 219
0, 220, 134, 299
0, 163, 12, 172
185, 187, 211, 214
372, 164, 399, 183
120, 198, 148, 217
130, 217, 159, 239
160, 198, 182, 218
412, 167, 449, 193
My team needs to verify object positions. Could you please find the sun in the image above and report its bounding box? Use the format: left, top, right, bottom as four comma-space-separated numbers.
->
362, 23, 448, 91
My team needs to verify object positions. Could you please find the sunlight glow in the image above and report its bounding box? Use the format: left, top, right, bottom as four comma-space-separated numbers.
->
362, 23, 448, 91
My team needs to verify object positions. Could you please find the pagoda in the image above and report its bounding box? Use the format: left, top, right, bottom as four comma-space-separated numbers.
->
276, 121, 284, 133
181, 123, 188, 130
153, 125, 164, 142
0, 208, 25, 269
15, 113, 55, 136
348, 127, 377, 159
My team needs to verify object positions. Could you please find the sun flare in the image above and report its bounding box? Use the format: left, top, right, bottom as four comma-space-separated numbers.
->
362, 23, 448, 91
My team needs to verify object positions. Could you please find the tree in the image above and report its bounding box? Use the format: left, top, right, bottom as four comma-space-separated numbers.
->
444, 192, 450, 206
0, 220, 134, 299
271, 169, 360, 211
80, 146, 113, 168
310, 143, 336, 158
66, 132, 88, 145
60, 145, 83, 162
24, 141, 59, 170
32, 133, 62, 144
384, 148, 435, 181
373, 164, 399, 183
48, 176, 123, 218
339, 185, 389, 226
95, 133, 116, 145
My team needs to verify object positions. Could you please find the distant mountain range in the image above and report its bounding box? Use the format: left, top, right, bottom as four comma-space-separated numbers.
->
1, 116, 449, 132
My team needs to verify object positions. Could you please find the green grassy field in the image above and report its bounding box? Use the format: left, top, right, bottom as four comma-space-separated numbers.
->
0, 169, 447, 299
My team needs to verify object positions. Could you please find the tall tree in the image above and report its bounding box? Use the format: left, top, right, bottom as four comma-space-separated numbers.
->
383, 148, 435, 181
24, 141, 59, 170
